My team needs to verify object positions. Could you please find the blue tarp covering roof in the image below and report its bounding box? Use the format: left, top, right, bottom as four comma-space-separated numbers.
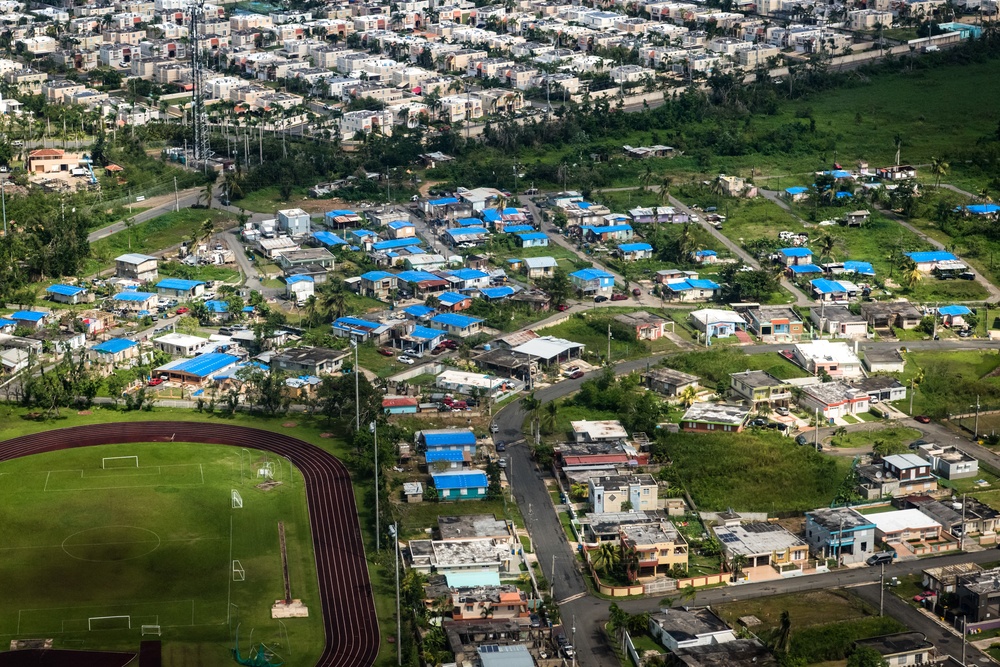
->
823, 170, 853, 178
619, 242, 653, 252
456, 217, 482, 227
503, 225, 534, 234
939, 305, 972, 316
47, 284, 86, 296
409, 325, 443, 340
428, 197, 459, 206
811, 278, 848, 294
404, 304, 435, 317
398, 270, 444, 283
785, 186, 808, 194
155, 278, 204, 291
966, 204, 1000, 215
480, 286, 515, 299
843, 261, 875, 275
667, 278, 720, 291
423, 429, 476, 446
388, 220, 413, 229
583, 224, 632, 234
780, 247, 813, 257
92, 338, 137, 354
361, 270, 395, 281
114, 291, 156, 302
835, 191, 853, 199
438, 291, 470, 306
481, 209, 501, 223
0, 318, 16, 328
694, 249, 718, 257
450, 268, 489, 280
12, 310, 45, 321
789, 264, 823, 274
431, 313, 484, 328
161, 352, 240, 378
312, 231, 348, 246
570, 268, 615, 281
445, 227, 489, 237
432, 471, 488, 489
425, 450, 466, 463
205, 300, 229, 313
325, 209, 356, 217
373, 238, 423, 251
517, 232, 548, 241
906, 251, 957, 263
286, 275, 314, 284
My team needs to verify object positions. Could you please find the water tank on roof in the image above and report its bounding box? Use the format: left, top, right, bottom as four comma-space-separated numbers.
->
483, 344, 491, 351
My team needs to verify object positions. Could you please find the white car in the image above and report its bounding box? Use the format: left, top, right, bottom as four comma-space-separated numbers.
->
398, 355, 415, 365
490, 422, 500, 433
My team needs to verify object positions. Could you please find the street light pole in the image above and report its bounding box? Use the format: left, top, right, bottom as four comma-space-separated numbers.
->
879, 563, 885, 616
371, 420, 380, 551
571, 615, 577, 667
352, 339, 360, 431
390, 523, 401, 666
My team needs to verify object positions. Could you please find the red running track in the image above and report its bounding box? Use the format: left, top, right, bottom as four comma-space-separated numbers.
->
0, 421, 380, 667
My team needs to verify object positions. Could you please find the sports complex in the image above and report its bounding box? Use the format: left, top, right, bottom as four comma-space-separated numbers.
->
0, 421, 379, 667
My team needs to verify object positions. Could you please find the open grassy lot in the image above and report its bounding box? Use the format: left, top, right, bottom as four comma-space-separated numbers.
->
0, 442, 321, 664
663, 429, 852, 512
897, 349, 1000, 417
396, 498, 523, 541
540, 310, 678, 363
828, 425, 922, 449
715, 590, 906, 664
85, 209, 238, 275
660, 347, 811, 388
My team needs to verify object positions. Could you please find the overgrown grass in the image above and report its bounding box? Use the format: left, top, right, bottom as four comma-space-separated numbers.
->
85, 209, 237, 275
828, 425, 922, 449
897, 349, 1000, 417
661, 347, 811, 388
397, 498, 524, 540
664, 429, 852, 512
539, 311, 678, 364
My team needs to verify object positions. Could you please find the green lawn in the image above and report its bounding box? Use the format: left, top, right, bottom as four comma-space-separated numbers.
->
660, 347, 811, 387
0, 442, 322, 664
85, 209, 237, 276
539, 311, 678, 364
397, 498, 524, 541
664, 429, 852, 512
828, 425, 921, 449
159, 261, 241, 284
896, 349, 1000, 417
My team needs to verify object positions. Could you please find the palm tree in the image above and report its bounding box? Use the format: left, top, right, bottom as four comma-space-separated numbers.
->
540, 401, 558, 434
678, 385, 699, 408
657, 175, 673, 207
773, 611, 792, 654
639, 163, 655, 192
729, 553, 748, 581
197, 218, 215, 247
200, 179, 215, 208
815, 232, 842, 262
903, 260, 922, 289
303, 294, 319, 327
320, 288, 348, 319
930, 156, 949, 189
591, 542, 620, 575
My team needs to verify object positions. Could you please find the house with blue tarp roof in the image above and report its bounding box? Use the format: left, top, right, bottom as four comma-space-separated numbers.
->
373, 238, 423, 252
0, 318, 16, 332
481, 208, 501, 224
324, 209, 361, 228
348, 229, 379, 244
332, 316, 389, 342
89, 337, 139, 366
447, 268, 491, 290
360, 270, 398, 300
386, 220, 416, 240
619, 242, 653, 260
939, 304, 971, 327
785, 186, 809, 202
516, 232, 548, 248
156, 352, 241, 386
312, 231, 349, 247
779, 247, 813, 266
425, 449, 470, 470
46, 283, 89, 305
665, 278, 720, 302
582, 224, 634, 242
419, 428, 477, 452
430, 312, 485, 338
965, 204, 1000, 216
788, 264, 823, 275
811, 278, 854, 301
842, 261, 875, 276
692, 249, 718, 264
480, 286, 516, 300
399, 324, 445, 353
503, 224, 534, 234
422, 196, 469, 220
456, 217, 483, 227
570, 268, 615, 295
822, 169, 854, 180
113, 291, 158, 312
155, 278, 205, 299
906, 250, 960, 272
285, 274, 314, 303
431, 471, 488, 500
403, 304, 435, 319
444, 227, 489, 246
437, 291, 473, 311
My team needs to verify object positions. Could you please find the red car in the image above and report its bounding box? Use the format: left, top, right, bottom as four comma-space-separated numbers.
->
915, 415, 931, 424
440, 339, 459, 350
378, 347, 395, 357
176, 307, 189, 314
556, 304, 569, 311
913, 591, 936, 602
611, 293, 628, 301
632, 288, 642, 297
569, 371, 585, 380
148, 378, 164, 386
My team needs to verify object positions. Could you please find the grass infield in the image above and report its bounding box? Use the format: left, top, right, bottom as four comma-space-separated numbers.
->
0, 442, 323, 665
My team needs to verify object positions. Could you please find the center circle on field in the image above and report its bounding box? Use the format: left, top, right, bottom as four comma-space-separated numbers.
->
61, 526, 161, 562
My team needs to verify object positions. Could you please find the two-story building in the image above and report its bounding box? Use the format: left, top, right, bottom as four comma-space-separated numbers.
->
791, 341, 863, 378
798, 381, 870, 422
115, 253, 158, 282
804, 507, 877, 566
270, 346, 349, 376
588, 473, 658, 514
569, 268, 616, 296
882, 454, 939, 496
742, 306, 803, 341
729, 370, 792, 410
620, 521, 689, 578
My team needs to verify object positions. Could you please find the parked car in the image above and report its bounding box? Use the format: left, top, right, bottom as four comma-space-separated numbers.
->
378, 347, 395, 357
914, 591, 936, 602
398, 356, 415, 365
866, 552, 895, 566
795, 434, 809, 446
749, 417, 768, 428
632, 288, 642, 297
775, 406, 790, 416
569, 370, 585, 379
176, 307, 189, 314
611, 293, 628, 301
594, 295, 608, 303
958, 328, 973, 338
148, 378, 164, 386
556, 304, 569, 311
495, 441, 506, 452
959, 272, 976, 280
529, 613, 541, 628
915, 415, 931, 424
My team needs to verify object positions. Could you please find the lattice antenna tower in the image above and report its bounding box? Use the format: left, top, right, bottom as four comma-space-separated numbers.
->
190, 0, 209, 172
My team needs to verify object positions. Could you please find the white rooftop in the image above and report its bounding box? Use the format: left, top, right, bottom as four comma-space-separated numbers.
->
571, 419, 628, 440
870, 509, 942, 534
690, 308, 745, 325
153, 333, 209, 347
511, 335, 584, 360
794, 340, 861, 365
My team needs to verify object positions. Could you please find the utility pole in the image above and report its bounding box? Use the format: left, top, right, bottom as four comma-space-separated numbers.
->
975, 394, 981, 439
909, 377, 915, 415
393, 523, 401, 666
351, 339, 360, 430
960, 493, 967, 551
174, 176, 179, 212
879, 562, 885, 616
962, 615, 968, 666
1, 178, 6, 236
814, 407, 820, 449
607, 323, 611, 362
371, 420, 379, 551
550, 553, 555, 599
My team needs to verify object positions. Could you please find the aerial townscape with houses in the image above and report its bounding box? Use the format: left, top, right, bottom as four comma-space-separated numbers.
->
0, 0, 999, 664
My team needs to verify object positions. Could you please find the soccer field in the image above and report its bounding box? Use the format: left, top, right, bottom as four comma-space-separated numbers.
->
0, 442, 324, 665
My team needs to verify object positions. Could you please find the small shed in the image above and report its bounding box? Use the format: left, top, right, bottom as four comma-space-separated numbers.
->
403, 481, 424, 503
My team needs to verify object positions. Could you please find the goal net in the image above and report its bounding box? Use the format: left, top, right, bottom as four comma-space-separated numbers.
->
141, 625, 161, 636
232, 489, 243, 509
89, 615, 131, 630
102, 456, 138, 469
233, 560, 245, 582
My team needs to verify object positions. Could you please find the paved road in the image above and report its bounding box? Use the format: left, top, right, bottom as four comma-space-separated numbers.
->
87, 188, 202, 242
495, 339, 1000, 666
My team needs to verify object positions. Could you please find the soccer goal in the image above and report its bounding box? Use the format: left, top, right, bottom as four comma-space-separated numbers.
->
232, 560, 245, 582
89, 615, 130, 630
102, 456, 138, 469
141, 625, 161, 636
232, 489, 243, 509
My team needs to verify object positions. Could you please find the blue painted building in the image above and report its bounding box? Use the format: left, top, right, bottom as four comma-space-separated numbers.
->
419, 428, 477, 454
570, 268, 616, 295
432, 471, 489, 501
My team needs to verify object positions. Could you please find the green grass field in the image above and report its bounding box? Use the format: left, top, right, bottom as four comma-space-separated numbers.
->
660, 347, 811, 386
0, 442, 322, 665
897, 349, 1000, 417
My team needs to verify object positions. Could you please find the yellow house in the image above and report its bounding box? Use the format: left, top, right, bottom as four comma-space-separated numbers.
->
620, 521, 689, 578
